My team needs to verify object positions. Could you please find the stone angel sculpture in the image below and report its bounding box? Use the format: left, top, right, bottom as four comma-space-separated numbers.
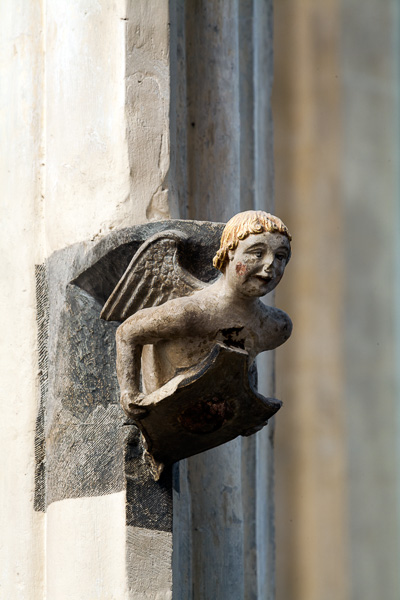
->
100, 210, 292, 474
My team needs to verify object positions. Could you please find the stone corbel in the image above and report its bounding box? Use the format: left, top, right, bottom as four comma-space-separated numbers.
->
73, 212, 292, 479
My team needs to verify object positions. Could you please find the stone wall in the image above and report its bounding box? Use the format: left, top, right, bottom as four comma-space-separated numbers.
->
0, 1, 277, 598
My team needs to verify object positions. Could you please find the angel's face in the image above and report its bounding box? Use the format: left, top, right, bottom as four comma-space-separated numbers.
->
226, 232, 290, 297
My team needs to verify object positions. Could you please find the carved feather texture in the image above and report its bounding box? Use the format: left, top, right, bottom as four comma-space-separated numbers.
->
100, 230, 205, 322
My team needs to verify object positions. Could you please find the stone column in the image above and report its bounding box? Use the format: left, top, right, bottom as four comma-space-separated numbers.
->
171, 2, 276, 598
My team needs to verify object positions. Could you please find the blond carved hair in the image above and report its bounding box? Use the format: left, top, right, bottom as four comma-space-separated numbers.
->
213, 210, 292, 272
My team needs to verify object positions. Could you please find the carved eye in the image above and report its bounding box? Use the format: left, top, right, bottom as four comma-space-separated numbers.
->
254, 251, 263, 258
276, 253, 287, 262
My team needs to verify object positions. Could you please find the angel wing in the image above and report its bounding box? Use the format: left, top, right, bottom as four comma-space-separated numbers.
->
100, 229, 206, 322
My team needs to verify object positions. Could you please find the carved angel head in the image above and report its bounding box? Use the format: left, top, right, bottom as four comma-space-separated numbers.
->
213, 210, 292, 297
213, 210, 292, 272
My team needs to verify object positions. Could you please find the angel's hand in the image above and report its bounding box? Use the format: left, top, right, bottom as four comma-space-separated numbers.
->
120, 390, 149, 420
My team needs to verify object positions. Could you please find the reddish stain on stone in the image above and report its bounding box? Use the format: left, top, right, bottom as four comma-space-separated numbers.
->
236, 262, 247, 276
178, 397, 234, 434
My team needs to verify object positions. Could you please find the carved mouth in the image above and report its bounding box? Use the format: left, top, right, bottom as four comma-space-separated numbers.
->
255, 275, 273, 284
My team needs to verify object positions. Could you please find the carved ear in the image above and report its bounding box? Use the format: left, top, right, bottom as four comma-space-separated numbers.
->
228, 249, 235, 261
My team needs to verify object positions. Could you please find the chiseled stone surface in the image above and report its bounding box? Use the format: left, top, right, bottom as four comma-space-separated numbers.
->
126, 527, 173, 600
36, 224, 189, 519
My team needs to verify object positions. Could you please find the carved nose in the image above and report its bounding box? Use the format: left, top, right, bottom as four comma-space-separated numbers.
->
263, 260, 274, 275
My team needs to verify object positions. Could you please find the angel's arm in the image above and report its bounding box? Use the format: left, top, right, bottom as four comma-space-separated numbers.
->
116, 337, 142, 410
261, 306, 293, 351
115, 299, 197, 412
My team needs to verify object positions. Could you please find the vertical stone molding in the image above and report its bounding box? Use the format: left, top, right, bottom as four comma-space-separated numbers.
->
170, 2, 276, 598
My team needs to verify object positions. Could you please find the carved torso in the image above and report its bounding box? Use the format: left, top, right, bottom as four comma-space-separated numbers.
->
95, 215, 293, 472
140, 287, 291, 393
